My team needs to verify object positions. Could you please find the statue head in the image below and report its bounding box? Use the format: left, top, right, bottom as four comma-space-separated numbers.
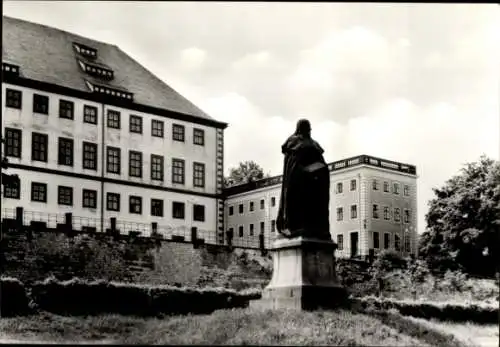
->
294, 118, 311, 138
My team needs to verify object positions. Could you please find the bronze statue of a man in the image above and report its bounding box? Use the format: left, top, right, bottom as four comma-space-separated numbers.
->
276, 119, 331, 240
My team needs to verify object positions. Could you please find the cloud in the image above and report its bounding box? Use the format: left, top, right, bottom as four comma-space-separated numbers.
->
179, 47, 207, 70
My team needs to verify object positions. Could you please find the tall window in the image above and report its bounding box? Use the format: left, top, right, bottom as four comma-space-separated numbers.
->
151, 199, 163, 217
31, 182, 47, 203
172, 201, 185, 219
151, 119, 164, 137
350, 179, 357, 191
260, 199, 265, 210
151, 154, 164, 181
6, 89, 22, 109
193, 204, 205, 222
59, 99, 74, 120
129, 115, 142, 134
32, 132, 48, 162
383, 181, 389, 192
58, 137, 74, 166
239, 204, 244, 214
383, 206, 390, 220
83, 105, 97, 124
393, 182, 400, 195
271, 220, 276, 232
373, 231, 380, 249
336, 207, 343, 221
271, 197, 276, 207
33, 94, 49, 114
395, 234, 401, 251
58, 186, 73, 206
3, 177, 20, 199
372, 179, 379, 190
384, 233, 390, 249
404, 209, 411, 223
260, 221, 265, 234
129, 151, 142, 178
372, 204, 379, 219
193, 162, 205, 188
129, 196, 142, 214
249, 201, 254, 212
229, 206, 234, 216
82, 189, 97, 208
172, 124, 185, 142
106, 147, 121, 174
239, 226, 244, 237
337, 235, 344, 250
4, 128, 22, 158
106, 193, 120, 211
394, 208, 401, 222
172, 158, 185, 184
82, 142, 97, 170
404, 185, 410, 196
350, 205, 357, 219
336, 182, 343, 194
193, 128, 204, 146
405, 235, 411, 253
249, 223, 254, 236
107, 110, 120, 129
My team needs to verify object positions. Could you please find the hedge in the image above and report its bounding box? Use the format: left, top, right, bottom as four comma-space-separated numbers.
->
351, 296, 499, 324
0, 277, 32, 317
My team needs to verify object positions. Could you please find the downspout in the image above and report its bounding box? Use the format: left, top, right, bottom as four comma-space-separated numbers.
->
358, 173, 362, 258
100, 102, 105, 233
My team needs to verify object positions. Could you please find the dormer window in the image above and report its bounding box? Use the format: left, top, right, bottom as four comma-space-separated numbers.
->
78, 60, 114, 80
73, 42, 97, 59
2, 62, 20, 76
85, 81, 133, 101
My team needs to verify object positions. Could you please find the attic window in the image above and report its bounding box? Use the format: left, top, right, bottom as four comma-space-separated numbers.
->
2, 62, 20, 76
78, 60, 114, 80
73, 42, 97, 59
85, 81, 133, 101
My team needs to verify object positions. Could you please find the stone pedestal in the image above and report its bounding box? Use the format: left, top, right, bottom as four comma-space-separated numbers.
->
250, 236, 347, 311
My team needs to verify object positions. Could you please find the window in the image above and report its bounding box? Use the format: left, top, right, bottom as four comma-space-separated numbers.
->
336, 207, 343, 221
373, 232, 380, 249
384, 233, 390, 249
249, 201, 254, 212
351, 205, 357, 219
193, 128, 204, 146
260, 199, 265, 210
172, 201, 185, 219
107, 110, 120, 129
404, 185, 410, 196
82, 142, 98, 170
3, 177, 20, 199
336, 182, 343, 194
151, 119, 164, 138
31, 182, 47, 203
337, 235, 344, 250
82, 189, 97, 208
106, 147, 121, 174
404, 209, 411, 223
193, 204, 205, 222
405, 236, 411, 253
58, 137, 74, 166
383, 181, 389, 192
32, 132, 48, 162
229, 206, 234, 216
59, 99, 74, 120
33, 94, 49, 114
172, 124, 185, 142
129, 115, 142, 134
394, 208, 401, 222
193, 162, 205, 188
372, 204, 379, 219
129, 151, 142, 177
172, 158, 185, 184
58, 186, 73, 206
372, 179, 379, 190
395, 235, 401, 251
151, 155, 164, 181
249, 223, 254, 236
393, 182, 400, 195
83, 105, 98, 124
4, 128, 22, 158
106, 193, 120, 211
239, 226, 244, 237
271, 197, 276, 207
129, 196, 142, 214
260, 221, 265, 234
151, 199, 164, 217
239, 204, 244, 214
383, 206, 390, 220
271, 220, 276, 232
350, 179, 357, 191
6, 89, 22, 109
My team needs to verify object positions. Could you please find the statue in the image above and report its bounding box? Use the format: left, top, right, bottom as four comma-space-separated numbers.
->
276, 119, 331, 241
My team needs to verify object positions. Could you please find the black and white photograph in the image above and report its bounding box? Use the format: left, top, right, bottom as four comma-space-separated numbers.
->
1, 1, 498, 345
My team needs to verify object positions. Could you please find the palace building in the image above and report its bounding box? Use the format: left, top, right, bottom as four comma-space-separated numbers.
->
224, 155, 418, 259
1, 16, 227, 242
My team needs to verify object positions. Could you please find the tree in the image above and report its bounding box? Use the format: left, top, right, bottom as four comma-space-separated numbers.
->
224, 161, 270, 187
419, 155, 500, 277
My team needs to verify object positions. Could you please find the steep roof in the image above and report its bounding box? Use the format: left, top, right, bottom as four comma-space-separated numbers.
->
2, 16, 222, 125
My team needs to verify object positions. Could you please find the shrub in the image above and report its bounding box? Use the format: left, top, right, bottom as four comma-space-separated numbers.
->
0, 277, 31, 317
440, 270, 468, 292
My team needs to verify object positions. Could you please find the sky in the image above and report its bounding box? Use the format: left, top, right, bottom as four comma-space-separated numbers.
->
3, 2, 499, 233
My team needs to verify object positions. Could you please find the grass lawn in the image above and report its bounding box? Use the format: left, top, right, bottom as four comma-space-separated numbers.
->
0, 308, 473, 346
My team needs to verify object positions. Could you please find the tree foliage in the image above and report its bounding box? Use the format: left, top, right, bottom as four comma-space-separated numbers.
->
419, 155, 500, 277
224, 161, 270, 187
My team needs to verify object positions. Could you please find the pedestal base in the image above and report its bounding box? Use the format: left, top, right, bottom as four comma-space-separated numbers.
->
250, 236, 347, 311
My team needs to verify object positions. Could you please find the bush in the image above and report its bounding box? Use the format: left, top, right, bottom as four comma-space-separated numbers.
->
0, 277, 32, 317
